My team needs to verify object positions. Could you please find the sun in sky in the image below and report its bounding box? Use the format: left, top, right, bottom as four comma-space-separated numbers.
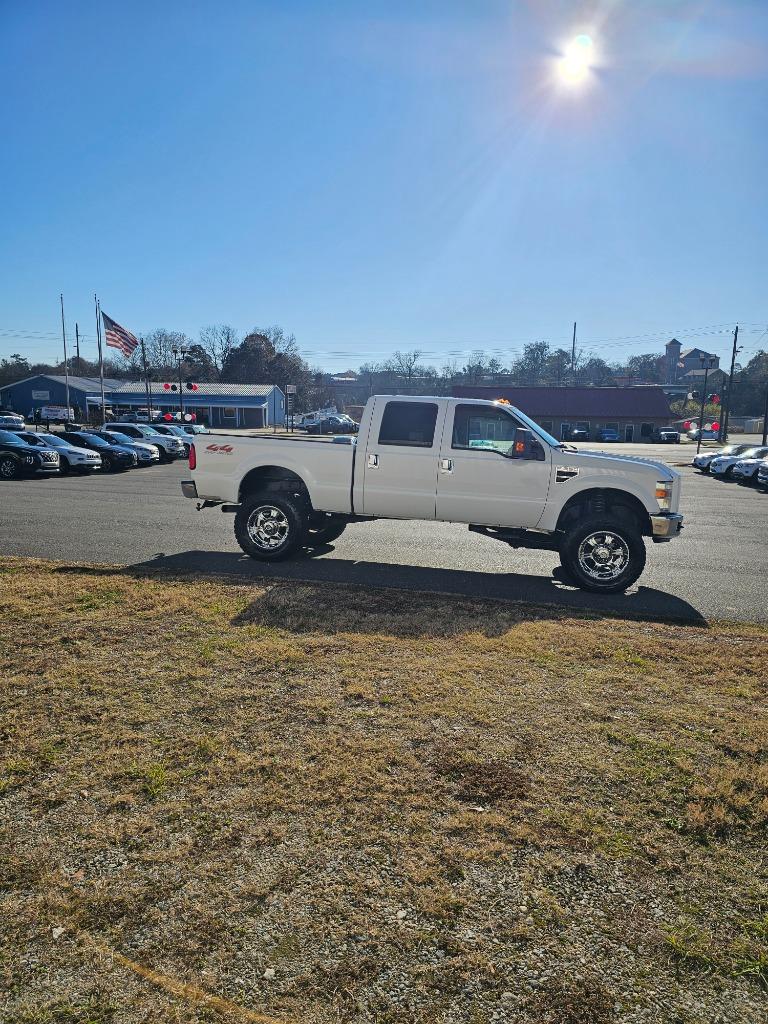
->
557, 34, 596, 86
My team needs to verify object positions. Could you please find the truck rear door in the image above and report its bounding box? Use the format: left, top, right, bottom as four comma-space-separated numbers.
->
361, 398, 448, 519
435, 402, 552, 528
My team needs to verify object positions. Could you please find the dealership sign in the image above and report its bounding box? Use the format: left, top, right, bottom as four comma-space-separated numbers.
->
31, 390, 50, 400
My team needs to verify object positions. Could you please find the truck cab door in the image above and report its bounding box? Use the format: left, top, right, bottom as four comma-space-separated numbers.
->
361, 398, 448, 519
436, 403, 551, 528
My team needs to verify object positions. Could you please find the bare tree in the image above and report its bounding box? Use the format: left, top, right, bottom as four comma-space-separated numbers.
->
463, 350, 488, 385
387, 349, 424, 386
198, 324, 240, 379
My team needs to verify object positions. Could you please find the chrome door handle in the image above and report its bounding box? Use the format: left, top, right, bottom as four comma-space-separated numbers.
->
368, 453, 379, 468
440, 458, 453, 472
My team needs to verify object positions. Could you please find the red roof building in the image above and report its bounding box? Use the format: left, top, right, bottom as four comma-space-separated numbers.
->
451, 385, 673, 442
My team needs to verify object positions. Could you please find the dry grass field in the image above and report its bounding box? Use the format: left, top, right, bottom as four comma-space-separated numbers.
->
1, 557, 766, 1023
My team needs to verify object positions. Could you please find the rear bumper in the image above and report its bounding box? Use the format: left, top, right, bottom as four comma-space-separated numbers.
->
650, 513, 684, 540
181, 479, 198, 499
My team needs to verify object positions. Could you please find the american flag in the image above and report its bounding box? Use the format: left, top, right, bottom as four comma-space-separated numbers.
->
102, 312, 139, 357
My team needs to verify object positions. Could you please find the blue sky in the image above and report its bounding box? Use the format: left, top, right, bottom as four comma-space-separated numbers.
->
1, 0, 766, 371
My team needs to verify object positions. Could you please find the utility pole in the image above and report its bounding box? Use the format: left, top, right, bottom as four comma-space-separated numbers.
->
75, 322, 80, 365
570, 321, 577, 385
720, 324, 740, 443
696, 356, 717, 455
762, 376, 768, 447
60, 294, 71, 421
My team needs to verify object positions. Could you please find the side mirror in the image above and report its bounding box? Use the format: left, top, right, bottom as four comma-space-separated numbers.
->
505, 427, 534, 459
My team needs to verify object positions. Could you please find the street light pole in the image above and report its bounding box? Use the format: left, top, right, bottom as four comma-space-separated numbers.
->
172, 347, 189, 418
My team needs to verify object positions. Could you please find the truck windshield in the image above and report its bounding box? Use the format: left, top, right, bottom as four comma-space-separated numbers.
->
506, 407, 559, 448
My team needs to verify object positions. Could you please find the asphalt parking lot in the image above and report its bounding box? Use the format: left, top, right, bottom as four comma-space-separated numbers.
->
1, 450, 765, 623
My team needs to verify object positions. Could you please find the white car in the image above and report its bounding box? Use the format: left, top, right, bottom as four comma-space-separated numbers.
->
710, 446, 768, 479
0, 413, 25, 430
18, 432, 102, 473
692, 443, 751, 473
732, 456, 768, 485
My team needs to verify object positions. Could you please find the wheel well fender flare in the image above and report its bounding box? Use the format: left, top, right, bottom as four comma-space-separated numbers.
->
555, 487, 653, 537
238, 464, 312, 507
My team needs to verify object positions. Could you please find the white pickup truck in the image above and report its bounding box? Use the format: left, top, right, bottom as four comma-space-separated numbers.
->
181, 395, 683, 593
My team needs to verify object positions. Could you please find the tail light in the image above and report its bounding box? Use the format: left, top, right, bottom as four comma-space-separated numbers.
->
189, 443, 196, 470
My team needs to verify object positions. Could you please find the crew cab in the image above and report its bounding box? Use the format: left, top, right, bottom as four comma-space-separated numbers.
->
181, 396, 683, 593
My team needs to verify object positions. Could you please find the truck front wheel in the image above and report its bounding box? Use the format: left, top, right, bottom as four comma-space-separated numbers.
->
559, 516, 646, 594
234, 493, 307, 561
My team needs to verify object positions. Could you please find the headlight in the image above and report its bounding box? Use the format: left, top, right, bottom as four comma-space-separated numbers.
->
655, 480, 672, 510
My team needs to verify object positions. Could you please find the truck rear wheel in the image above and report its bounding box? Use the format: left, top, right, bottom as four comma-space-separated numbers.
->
306, 517, 347, 547
234, 493, 307, 561
559, 516, 646, 594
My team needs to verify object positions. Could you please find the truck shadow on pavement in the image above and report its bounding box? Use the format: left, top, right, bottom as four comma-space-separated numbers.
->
125, 549, 708, 627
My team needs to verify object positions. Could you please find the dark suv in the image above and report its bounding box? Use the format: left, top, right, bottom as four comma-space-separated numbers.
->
0, 429, 60, 480
60, 431, 137, 472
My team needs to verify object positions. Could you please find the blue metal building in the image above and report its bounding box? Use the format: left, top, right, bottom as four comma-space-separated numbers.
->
0, 374, 286, 428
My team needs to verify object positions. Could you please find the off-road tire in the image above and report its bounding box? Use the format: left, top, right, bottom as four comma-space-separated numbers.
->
305, 517, 347, 547
559, 516, 646, 594
234, 493, 308, 562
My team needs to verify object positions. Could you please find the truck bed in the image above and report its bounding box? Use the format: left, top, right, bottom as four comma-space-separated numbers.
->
193, 433, 356, 511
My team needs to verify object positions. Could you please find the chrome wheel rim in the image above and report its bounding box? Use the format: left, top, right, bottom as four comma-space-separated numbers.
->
577, 531, 630, 581
246, 505, 290, 550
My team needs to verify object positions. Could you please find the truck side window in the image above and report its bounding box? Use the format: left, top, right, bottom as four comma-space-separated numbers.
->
378, 402, 438, 447
452, 405, 519, 456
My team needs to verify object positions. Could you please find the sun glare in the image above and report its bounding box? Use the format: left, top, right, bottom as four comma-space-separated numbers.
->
557, 34, 595, 86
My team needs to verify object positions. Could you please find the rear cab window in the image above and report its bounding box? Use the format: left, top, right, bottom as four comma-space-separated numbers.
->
377, 401, 439, 447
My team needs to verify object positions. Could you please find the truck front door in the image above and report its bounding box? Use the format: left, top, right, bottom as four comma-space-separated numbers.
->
436, 403, 552, 528
361, 399, 447, 519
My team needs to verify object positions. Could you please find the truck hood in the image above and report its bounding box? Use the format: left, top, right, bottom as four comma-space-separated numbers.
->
557, 447, 677, 482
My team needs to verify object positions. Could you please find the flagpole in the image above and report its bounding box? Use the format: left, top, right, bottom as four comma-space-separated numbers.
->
95, 295, 107, 427
141, 337, 153, 418
60, 294, 71, 421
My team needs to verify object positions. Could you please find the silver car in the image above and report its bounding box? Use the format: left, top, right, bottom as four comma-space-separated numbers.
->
91, 430, 160, 465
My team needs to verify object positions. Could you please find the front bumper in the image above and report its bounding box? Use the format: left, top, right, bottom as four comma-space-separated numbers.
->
650, 513, 684, 540
181, 479, 198, 499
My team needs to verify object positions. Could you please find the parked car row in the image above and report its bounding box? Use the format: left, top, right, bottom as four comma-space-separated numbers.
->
0, 421, 209, 480
692, 443, 768, 490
